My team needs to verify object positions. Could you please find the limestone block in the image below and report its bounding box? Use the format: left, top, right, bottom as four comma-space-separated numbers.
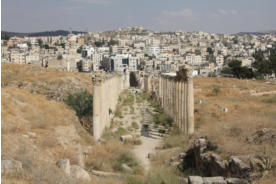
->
56, 159, 70, 176
121, 163, 133, 173
203, 177, 226, 184
226, 178, 248, 184
70, 165, 91, 182
188, 176, 204, 184
120, 135, 133, 142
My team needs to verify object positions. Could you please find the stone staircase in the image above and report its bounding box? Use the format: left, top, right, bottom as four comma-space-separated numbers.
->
140, 106, 169, 139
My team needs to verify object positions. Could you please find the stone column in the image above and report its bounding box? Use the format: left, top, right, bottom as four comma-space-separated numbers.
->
175, 81, 180, 128
178, 82, 183, 131
173, 81, 177, 124
159, 77, 163, 106
164, 76, 167, 110
92, 77, 102, 140
125, 68, 130, 89
187, 69, 194, 135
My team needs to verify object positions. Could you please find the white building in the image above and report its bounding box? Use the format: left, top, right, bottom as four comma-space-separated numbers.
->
10, 52, 26, 64
146, 46, 160, 56
185, 54, 202, 66
110, 54, 138, 72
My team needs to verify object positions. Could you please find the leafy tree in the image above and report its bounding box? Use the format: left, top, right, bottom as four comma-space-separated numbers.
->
44, 44, 50, 49
77, 46, 83, 54
1, 34, 10, 40
130, 72, 138, 87
94, 41, 104, 47
108, 39, 118, 46
37, 39, 43, 48
207, 47, 214, 55
269, 46, 276, 75
65, 91, 93, 119
252, 50, 272, 78
76, 60, 83, 72
221, 60, 255, 79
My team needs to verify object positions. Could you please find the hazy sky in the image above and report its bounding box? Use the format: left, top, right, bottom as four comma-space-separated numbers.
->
2, 0, 276, 33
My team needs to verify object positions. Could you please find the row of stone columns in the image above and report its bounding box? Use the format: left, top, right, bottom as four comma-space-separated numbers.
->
158, 72, 194, 135
92, 70, 130, 140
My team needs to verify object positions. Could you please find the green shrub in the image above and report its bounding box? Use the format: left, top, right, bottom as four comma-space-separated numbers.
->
153, 113, 173, 127
65, 90, 93, 118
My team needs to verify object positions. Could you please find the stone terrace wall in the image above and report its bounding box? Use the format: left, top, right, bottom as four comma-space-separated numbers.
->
92, 70, 130, 140
144, 67, 194, 135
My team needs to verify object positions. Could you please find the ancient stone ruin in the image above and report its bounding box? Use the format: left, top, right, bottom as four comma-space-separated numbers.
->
143, 66, 195, 135
92, 70, 130, 140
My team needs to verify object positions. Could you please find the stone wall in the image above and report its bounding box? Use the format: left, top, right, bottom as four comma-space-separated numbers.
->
92, 70, 130, 140
144, 67, 194, 135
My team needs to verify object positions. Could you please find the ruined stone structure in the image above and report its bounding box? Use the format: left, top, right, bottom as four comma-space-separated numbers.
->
143, 67, 194, 135
159, 67, 194, 134
92, 70, 130, 140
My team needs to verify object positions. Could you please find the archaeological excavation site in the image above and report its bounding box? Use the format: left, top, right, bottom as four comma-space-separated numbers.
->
2, 63, 276, 184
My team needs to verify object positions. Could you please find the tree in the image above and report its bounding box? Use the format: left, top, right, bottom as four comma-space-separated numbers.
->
269, 46, 276, 75
108, 39, 118, 46
77, 60, 83, 72
77, 46, 83, 54
37, 39, 43, 48
130, 72, 138, 87
252, 50, 272, 78
207, 47, 214, 55
44, 44, 50, 49
1, 34, 10, 41
94, 41, 104, 47
65, 91, 93, 119
221, 60, 255, 79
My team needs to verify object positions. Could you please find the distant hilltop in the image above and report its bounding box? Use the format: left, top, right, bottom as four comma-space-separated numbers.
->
237, 30, 276, 35
1, 30, 87, 38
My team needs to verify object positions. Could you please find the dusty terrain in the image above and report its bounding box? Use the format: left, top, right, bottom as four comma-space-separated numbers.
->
2, 63, 92, 101
1, 64, 94, 184
2, 63, 276, 184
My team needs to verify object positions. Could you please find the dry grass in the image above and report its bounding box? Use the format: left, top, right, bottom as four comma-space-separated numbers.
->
2, 63, 91, 86
1, 86, 96, 183
85, 141, 130, 172
193, 78, 276, 158
1, 63, 92, 100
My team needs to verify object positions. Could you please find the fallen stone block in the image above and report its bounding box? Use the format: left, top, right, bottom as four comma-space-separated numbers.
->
188, 176, 204, 184
70, 165, 91, 182
56, 159, 70, 176
120, 135, 133, 142
203, 176, 227, 184
226, 178, 248, 184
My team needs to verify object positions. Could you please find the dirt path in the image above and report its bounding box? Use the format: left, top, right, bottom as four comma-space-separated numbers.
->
112, 90, 162, 172
130, 92, 161, 171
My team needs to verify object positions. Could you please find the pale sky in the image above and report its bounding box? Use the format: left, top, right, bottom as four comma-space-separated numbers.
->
2, 0, 276, 33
